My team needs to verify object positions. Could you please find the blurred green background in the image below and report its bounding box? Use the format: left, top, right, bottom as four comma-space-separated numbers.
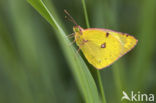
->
0, 0, 156, 103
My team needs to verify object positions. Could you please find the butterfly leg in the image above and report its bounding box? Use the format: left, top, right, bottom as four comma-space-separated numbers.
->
76, 39, 88, 53
66, 33, 75, 38
69, 39, 76, 46
77, 48, 81, 53
76, 44, 83, 54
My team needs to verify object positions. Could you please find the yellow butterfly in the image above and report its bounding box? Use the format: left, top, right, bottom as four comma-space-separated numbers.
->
65, 10, 138, 69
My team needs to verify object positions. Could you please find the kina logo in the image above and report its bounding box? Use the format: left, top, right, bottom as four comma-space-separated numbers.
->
121, 91, 155, 102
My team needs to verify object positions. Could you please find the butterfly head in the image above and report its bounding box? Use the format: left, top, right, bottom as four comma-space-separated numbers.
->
73, 26, 83, 34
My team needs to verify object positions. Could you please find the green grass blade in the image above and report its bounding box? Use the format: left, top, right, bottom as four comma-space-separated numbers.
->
8, 0, 59, 102
81, 0, 90, 28
81, 0, 107, 103
27, 0, 100, 103
98, 0, 125, 102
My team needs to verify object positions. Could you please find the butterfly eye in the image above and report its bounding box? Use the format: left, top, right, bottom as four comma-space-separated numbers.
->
73, 27, 79, 32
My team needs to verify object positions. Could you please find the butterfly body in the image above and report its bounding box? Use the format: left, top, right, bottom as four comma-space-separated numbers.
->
73, 26, 138, 69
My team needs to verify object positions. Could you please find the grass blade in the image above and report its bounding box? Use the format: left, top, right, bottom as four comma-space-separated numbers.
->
81, 0, 90, 28
81, 0, 107, 103
27, 0, 100, 103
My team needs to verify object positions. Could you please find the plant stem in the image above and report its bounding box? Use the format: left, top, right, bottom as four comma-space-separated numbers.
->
96, 70, 106, 103
81, 0, 90, 28
81, 0, 107, 103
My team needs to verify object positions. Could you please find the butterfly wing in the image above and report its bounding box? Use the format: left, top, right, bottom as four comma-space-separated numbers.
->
98, 28, 138, 55
79, 29, 124, 69
110, 31, 138, 55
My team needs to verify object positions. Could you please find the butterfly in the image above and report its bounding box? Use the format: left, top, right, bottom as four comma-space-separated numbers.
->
65, 10, 138, 69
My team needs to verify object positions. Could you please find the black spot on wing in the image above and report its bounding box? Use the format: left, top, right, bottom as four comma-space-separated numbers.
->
106, 32, 109, 37
101, 42, 106, 48
122, 33, 129, 37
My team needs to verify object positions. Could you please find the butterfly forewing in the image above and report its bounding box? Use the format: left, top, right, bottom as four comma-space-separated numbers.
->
74, 28, 137, 69
78, 29, 124, 69
110, 32, 138, 55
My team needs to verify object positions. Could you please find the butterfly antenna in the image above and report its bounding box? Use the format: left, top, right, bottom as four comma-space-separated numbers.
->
64, 9, 78, 26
